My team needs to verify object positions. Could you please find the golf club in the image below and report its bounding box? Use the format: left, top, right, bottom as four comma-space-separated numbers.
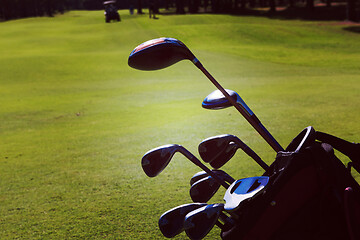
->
141, 144, 230, 188
184, 203, 231, 239
202, 89, 252, 113
224, 176, 269, 212
158, 203, 207, 238
190, 176, 221, 203
128, 38, 284, 152
199, 134, 269, 170
202, 89, 283, 153
190, 170, 235, 203
189, 170, 235, 186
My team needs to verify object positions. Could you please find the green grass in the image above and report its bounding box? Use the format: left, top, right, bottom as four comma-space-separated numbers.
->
0, 10, 359, 239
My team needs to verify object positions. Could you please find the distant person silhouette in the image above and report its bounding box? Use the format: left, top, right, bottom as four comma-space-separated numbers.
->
149, 0, 156, 19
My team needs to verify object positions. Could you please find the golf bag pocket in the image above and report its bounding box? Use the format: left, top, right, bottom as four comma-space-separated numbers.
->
221, 127, 360, 240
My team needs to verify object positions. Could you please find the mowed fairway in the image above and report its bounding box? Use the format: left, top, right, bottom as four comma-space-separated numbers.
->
0, 10, 359, 239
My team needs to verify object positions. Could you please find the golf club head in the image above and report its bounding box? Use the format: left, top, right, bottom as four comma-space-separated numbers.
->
202, 89, 238, 110
202, 89, 254, 116
190, 171, 210, 186
141, 144, 180, 177
198, 134, 236, 163
224, 176, 269, 212
142, 144, 230, 188
208, 143, 238, 169
128, 37, 196, 71
198, 134, 238, 168
189, 170, 235, 186
158, 203, 207, 238
184, 203, 225, 240
190, 176, 221, 203
199, 134, 268, 170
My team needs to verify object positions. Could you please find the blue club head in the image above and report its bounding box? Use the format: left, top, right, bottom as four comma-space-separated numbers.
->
202, 89, 254, 116
224, 176, 269, 212
202, 89, 238, 110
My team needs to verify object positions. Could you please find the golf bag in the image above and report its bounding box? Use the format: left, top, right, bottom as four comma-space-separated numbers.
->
221, 126, 360, 240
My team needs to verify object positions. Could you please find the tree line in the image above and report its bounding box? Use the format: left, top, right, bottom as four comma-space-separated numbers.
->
0, 0, 358, 21
0, 0, 102, 21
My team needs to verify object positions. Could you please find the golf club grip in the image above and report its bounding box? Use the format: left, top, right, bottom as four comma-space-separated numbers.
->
194, 61, 284, 153
234, 138, 269, 171
180, 147, 230, 189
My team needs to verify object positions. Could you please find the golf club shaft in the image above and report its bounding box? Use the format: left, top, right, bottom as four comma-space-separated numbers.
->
193, 60, 284, 152
180, 147, 230, 189
234, 138, 269, 170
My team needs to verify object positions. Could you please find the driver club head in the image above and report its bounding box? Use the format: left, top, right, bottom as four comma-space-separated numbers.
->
158, 203, 207, 238
128, 37, 196, 71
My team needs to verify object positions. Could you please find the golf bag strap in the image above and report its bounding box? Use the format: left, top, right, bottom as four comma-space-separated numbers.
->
316, 131, 360, 173
344, 187, 360, 240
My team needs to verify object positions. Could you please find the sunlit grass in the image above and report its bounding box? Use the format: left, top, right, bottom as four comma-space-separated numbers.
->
0, 10, 359, 239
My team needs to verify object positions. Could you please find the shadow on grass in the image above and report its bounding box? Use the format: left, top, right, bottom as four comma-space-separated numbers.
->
160, 4, 357, 23
343, 26, 360, 33
266, 5, 346, 21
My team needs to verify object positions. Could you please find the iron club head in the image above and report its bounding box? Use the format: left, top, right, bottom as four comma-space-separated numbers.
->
199, 134, 269, 170
190, 176, 221, 203
184, 203, 225, 240
141, 144, 230, 188
158, 203, 207, 238
189, 170, 235, 186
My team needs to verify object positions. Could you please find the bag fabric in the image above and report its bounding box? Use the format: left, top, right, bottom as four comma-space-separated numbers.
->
221, 127, 360, 240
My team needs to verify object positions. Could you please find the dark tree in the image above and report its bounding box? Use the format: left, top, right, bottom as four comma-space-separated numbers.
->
189, 0, 200, 13
137, 0, 143, 13
175, 0, 185, 13
288, 0, 295, 8
306, 0, 314, 9
269, 0, 276, 12
0, 0, 70, 21
326, 0, 331, 7
240, 0, 247, 10
153, 0, 160, 14
346, 0, 357, 21
211, 0, 220, 13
